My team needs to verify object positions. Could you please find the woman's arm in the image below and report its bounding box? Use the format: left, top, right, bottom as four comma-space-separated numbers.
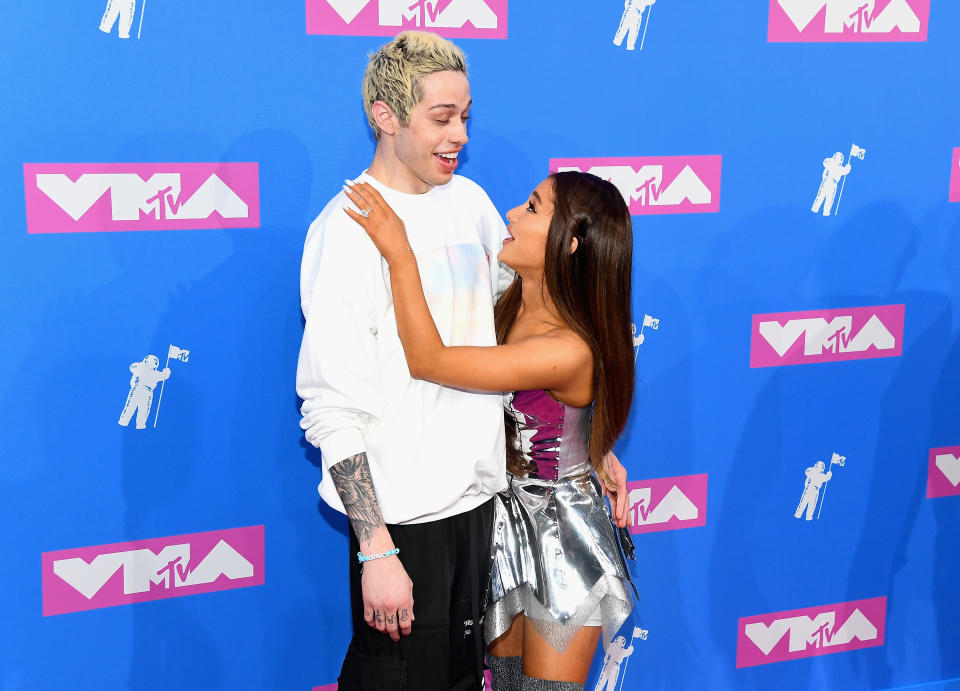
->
344, 181, 591, 394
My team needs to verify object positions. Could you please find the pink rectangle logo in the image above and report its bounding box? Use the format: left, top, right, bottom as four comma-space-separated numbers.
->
23, 162, 260, 234
950, 149, 960, 202
41, 525, 265, 616
768, 0, 929, 42
306, 0, 508, 38
627, 473, 708, 534
549, 156, 721, 215
737, 596, 886, 667
927, 446, 960, 499
750, 304, 904, 368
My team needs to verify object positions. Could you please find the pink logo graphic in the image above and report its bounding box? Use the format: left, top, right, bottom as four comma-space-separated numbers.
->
750, 304, 904, 368
949, 149, 960, 203
768, 0, 929, 42
306, 0, 508, 38
927, 446, 960, 499
550, 156, 722, 215
627, 474, 708, 535
737, 596, 886, 667
42, 525, 265, 616
23, 163, 260, 234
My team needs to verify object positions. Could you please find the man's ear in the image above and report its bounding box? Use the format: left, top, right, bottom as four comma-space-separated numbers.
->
570, 236, 579, 255
372, 101, 399, 137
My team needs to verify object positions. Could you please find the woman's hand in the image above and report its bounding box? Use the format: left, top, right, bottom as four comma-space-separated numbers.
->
343, 181, 414, 266
599, 450, 630, 528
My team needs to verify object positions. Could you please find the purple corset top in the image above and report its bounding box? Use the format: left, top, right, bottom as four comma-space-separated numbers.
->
506, 389, 592, 480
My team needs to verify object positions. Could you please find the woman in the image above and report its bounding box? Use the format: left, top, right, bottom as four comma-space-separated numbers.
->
344, 171, 636, 691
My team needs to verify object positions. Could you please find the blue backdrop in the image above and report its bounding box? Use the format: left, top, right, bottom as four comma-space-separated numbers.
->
1, 1, 958, 689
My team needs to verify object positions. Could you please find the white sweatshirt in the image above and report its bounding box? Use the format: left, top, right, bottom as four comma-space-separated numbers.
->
296, 172, 512, 525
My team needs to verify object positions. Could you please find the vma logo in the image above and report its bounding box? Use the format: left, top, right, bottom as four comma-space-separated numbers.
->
737, 596, 887, 667
627, 473, 708, 535
769, 0, 929, 42
23, 163, 260, 234
927, 445, 960, 499
949, 149, 960, 203
550, 156, 721, 215
750, 304, 905, 368
306, 0, 508, 38
42, 526, 265, 616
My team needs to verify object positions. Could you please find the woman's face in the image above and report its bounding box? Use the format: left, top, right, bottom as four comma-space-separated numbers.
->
499, 177, 554, 273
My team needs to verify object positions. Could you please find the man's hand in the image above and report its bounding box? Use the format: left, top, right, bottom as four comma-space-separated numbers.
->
361, 555, 415, 641
600, 450, 630, 527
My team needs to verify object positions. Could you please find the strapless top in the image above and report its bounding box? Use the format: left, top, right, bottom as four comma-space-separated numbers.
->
505, 389, 592, 481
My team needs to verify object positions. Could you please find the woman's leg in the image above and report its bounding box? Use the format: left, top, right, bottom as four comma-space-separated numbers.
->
487, 614, 525, 690
520, 618, 601, 689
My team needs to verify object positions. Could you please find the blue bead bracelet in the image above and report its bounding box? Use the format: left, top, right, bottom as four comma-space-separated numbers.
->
357, 548, 399, 563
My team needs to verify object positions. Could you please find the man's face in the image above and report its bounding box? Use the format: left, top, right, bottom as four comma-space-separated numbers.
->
392, 70, 471, 189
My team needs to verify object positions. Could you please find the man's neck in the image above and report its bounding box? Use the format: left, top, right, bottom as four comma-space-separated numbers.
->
367, 143, 432, 195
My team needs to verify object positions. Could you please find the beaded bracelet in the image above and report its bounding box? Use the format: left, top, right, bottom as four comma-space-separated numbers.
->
357, 548, 399, 563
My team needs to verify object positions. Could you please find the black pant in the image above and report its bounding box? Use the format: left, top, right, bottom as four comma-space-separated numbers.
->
338, 498, 495, 691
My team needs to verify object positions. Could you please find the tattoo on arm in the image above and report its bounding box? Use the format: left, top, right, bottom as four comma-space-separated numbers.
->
329, 452, 386, 546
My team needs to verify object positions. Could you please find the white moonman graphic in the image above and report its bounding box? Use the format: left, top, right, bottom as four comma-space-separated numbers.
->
594, 627, 643, 690
614, 0, 656, 51
100, 0, 137, 39
118, 355, 170, 429
795, 461, 832, 520
811, 153, 850, 216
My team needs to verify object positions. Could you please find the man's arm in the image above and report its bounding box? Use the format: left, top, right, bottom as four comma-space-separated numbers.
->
329, 452, 413, 641
296, 211, 413, 641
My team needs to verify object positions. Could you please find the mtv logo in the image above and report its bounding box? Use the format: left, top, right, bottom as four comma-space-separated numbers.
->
750, 304, 905, 368
627, 473, 708, 534
949, 148, 960, 203
42, 525, 265, 615
927, 446, 960, 499
306, 0, 508, 38
550, 156, 722, 215
737, 597, 887, 667
768, 0, 929, 42
24, 163, 260, 234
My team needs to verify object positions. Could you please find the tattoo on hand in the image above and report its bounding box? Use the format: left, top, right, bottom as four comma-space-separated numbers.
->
329, 452, 386, 546
386, 614, 395, 625
375, 610, 383, 625
401, 609, 409, 621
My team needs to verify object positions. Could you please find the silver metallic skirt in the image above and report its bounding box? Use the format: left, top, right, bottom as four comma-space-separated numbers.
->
484, 472, 634, 653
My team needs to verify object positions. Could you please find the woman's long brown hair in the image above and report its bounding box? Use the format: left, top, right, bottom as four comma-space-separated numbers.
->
496, 171, 634, 480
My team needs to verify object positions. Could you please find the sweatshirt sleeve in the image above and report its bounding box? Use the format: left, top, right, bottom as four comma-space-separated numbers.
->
296, 208, 383, 470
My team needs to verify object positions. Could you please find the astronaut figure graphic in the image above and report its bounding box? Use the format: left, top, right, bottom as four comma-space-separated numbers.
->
594, 634, 636, 691
795, 461, 833, 521
118, 355, 170, 429
613, 0, 656, 51
811, 152, 851, 216
100, 0, 137, 39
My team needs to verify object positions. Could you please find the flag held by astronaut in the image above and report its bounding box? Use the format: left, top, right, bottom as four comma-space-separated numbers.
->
850, 144, 866, 160
642, 314, 660, 329
168, 344, 190, 362
831, 452, 846, 466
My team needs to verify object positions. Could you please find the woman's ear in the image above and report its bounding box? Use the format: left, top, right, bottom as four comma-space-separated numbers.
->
569, 236, 579, 254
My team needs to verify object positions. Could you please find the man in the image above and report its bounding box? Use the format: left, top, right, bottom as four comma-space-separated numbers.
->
297, 31, 628, 690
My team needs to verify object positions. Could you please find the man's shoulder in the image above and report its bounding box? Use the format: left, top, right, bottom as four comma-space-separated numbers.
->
447, 174, 492, 201
305, 189, 374, 253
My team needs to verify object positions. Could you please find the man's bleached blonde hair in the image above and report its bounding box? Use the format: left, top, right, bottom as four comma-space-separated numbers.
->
362, 31, 467, 140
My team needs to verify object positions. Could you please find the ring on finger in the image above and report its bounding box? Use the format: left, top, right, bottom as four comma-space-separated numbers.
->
359, 207, 371, 218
